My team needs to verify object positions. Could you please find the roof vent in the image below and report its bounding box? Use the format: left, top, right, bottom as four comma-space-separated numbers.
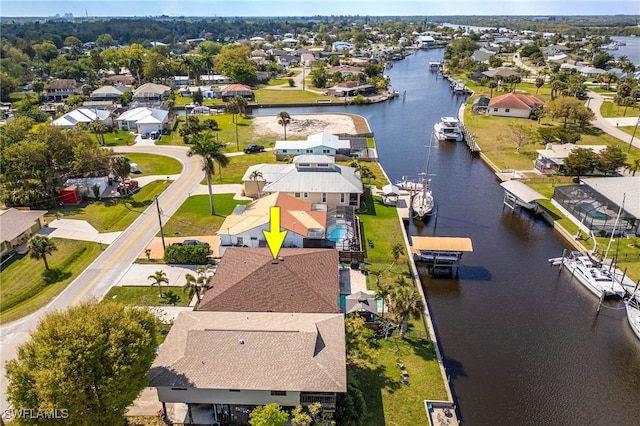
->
239, 339, 245, 345
278, 256, 285, 261
271, 260, 279, 264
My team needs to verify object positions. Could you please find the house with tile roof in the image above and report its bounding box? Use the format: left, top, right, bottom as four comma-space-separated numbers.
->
242, 155, 363, 207
149, 311, 346, 423
115, 107, 169, 135
216, 193, 326, 255
220, 84, 253, 100
197, 247, 340, 313
488, 93, 545, 118
0, 209, 47, 258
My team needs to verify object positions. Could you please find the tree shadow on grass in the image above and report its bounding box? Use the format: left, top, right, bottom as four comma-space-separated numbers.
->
42, 268, 72, 285
349, 363, 398, 426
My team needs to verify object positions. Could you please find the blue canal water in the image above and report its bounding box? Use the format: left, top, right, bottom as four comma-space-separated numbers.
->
254, 49, 640, 425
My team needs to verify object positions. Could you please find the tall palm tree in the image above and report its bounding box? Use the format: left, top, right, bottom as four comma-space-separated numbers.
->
277, 111, 291, 140
487, 80, 498, 98
183, 273, 202, 304
148, 270, 169, 299
249, 170, 264, 197
535, 77, 545, 95
29, 235, 57, 271
187, 131, 229, 215
374, 279, 390, 316
225, 98, 241, 151
389, 277, 424, 338
389, 242, 405, 271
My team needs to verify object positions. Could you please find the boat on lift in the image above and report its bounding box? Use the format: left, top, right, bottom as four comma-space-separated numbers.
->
434, 116, 464, 142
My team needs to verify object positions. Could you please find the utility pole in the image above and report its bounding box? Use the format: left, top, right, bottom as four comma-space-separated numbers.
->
628, 116, 639, 152
155, 196, 166, 251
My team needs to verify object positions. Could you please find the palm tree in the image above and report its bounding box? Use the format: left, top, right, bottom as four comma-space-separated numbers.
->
487, 80, 498, 98
110, 155, 130, 182
625, 159, 640, 176
148, 270, 169, 299
277, 111, 291, 140
29, 235, 57, 271
374, 278, 390, 316
183, 273, 202, 304
225, 98, 241, 151
249, 169, 264, 197
389, 243, 405, 271
187, 132, 229, 215
389, 277, 424, 338
535, 77, 545, 95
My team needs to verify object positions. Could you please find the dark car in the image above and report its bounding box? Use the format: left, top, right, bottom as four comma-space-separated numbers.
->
183, 239, 209, 247
244, 144, 265, 154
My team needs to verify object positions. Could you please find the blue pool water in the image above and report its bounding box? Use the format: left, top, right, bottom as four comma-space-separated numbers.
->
327, 225, 348, 242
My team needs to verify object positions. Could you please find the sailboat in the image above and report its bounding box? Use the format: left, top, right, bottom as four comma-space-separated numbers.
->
412, 134, 435, 222
626, 285, 640, 341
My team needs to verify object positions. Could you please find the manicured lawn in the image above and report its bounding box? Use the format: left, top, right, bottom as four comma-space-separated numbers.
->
0, 239, 102, 324
600, 99, 640, 119
351, 317, 448, 426
124, 153, 183, 176
45, 181, 171, 232
161, 194, 250, 237
103, 129, 136, 146
253, 88, 328, 104
103, 286, 189, 307
201, 151, 278, 185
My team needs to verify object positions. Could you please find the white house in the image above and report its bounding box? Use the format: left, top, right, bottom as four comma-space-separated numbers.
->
243, 155, 363, 207
217, 193, 326, 255
488, 93, 545, 119
115, 107, 169, 134
274, 132, 349, 161
51, 108, 114, 129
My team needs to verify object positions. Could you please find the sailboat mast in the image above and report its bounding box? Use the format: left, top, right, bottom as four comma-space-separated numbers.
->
603, 194, 625, 262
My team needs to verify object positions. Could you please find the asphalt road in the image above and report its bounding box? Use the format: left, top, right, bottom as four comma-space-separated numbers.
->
0, 144, 203, 414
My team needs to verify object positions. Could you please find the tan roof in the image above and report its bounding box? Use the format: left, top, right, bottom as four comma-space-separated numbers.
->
47, 79, 77, 90
411, 236, 473, 252
197, 247, 339, 313
149, 311, 346, 392
133, 82, 171, 96
488, 93, 545, 110
217, 193, 325, 237
0, 208, 47, 242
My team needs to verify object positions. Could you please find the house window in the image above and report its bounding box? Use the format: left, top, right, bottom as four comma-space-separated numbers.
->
270, 391, 287, 396
322, 193, 327, 203
282, 149, 288, 153
295, 192, 301, 198
306, 149, 313, 153
505, 108, 510, 112
340, 193, 345, 204
303, 192, 309, 198
323, 149, 330, 154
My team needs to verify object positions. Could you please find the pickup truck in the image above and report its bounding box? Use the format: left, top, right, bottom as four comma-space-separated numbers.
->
244, 144, 265, 154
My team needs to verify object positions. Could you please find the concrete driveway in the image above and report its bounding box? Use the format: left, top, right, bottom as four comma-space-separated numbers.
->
37, 218, 121, 244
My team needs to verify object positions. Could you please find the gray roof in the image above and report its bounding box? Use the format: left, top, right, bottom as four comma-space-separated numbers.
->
581, 177, 640, 218
149, 311, 346, 392
0, 208, 47, 242
345, 291, 377, 315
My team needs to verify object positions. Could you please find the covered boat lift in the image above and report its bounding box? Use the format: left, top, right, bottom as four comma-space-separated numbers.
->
411, 236, 473, 277
500, 180, 546, 212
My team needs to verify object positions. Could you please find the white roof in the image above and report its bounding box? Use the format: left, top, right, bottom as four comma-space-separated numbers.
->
263, 161, 362, 194
500, 181, 546, 203
51, 108, 111, 127
116, 107, 168, 124
582, 176, 640, 219
537, 144, 608, 160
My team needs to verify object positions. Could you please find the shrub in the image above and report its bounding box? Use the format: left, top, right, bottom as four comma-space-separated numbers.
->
164, 244, 210, 264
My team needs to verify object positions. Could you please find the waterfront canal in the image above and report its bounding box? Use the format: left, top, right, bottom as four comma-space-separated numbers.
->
256, 49, 640, 425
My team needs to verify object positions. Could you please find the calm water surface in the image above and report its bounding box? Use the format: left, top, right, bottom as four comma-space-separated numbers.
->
256, 49, 640, 425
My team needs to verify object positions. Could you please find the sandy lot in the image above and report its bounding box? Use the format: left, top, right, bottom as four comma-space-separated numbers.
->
252, 114, 356, 138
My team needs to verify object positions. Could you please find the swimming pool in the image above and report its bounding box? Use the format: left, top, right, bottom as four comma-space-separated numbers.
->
327, 224, 350, 242
575, 201, 611, 221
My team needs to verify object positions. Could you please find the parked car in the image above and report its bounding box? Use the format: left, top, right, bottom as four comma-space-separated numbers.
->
117, 179, 139, 194
244, 144, 265, 154
183, 239, 210, 248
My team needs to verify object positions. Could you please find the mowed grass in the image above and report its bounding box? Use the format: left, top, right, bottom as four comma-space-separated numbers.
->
124, 153, 183, 176
45, 181, 171, 232
351, 318, 448, 426
0, 239, 102, 324
202, 150, 278, 185
161, 193, 250, 237
254, 88, 328, 104
103, 286, 189, 307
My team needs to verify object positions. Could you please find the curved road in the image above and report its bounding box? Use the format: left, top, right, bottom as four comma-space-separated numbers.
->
0, 144, 203, 413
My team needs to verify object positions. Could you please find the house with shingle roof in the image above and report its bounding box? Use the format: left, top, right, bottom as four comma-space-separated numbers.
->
216, 193, 326, 255
90, 85, 130, 102
243, 155, 363, 207
197, 247, 339, 313
0, 208, 47, 258
149, 311, 346, 421
46, 79, 80, 102
488, 93, 545, 118
132, 82, 171, 104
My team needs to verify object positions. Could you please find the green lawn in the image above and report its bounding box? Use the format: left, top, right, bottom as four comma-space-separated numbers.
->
103, 286, 189, 307
124, 153, 183, 176
45, 181, 171, 232
202, 151, 278, 185
351, 318, 448, 426
0, 239, 102, 324
253, 88, 328, 104
103, 129, 136, 146
161, 193, 250, 237
599, 99, 640, 119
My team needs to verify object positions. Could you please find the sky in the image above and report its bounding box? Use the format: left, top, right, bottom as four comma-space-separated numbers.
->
1, 0, 639, 18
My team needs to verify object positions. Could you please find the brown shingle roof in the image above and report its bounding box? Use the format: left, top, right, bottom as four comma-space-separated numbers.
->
47, 79, 77, 90
149, 311, 346, 392
488, 93, 545, 110
197, 248, 339, 313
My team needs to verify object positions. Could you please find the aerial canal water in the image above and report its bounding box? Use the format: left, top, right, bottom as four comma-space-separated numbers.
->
255, 49, 640, 425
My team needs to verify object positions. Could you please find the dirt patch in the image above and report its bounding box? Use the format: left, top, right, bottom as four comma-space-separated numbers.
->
251, 113, 357, 138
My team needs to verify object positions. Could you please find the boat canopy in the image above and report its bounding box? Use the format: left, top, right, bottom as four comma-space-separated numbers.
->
500, 181, 546, 204
411, 236, 473, 252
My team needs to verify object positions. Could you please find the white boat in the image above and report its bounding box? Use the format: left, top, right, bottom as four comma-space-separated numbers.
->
396, 176, 425, 191
411, 134, 435, 222
626, 291, 640, 341
434, 117, 464, 142
559, 251, 626, 299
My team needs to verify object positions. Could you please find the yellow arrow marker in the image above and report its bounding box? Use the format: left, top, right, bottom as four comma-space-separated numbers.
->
263, 206, 288, 259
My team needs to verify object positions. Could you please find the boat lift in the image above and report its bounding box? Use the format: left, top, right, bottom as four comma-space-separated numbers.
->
499, 180, 546, 212
411, 236, 473, 277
